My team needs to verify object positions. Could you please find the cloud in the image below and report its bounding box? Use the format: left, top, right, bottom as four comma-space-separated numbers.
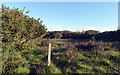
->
83, 27, 96, 31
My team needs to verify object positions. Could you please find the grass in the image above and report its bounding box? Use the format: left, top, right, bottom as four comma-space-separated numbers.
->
2, 38, 120, 73
46, 39, 119, 73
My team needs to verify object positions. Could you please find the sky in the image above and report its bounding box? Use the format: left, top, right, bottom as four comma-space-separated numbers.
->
1, 2, 118, 32
0, 0, 119, 2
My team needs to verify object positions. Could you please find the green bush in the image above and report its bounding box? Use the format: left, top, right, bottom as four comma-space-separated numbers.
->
92, 66, 107, 73
14, 67, 30, 73
2, 4, 47, 46
2, 46, 29, 73
36, 63, 61, 73
100, 58, 113, 67
46, 63, 61, 73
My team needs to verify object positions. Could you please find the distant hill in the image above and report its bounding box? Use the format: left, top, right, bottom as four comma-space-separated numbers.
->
44, 30, 120, 41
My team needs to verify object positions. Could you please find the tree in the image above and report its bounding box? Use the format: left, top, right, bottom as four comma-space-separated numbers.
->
1, 4, 47, 48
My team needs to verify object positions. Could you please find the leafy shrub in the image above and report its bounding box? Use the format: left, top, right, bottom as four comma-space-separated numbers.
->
104, 47, 111, 51
100, 58, 113, 67
1, 4, 47, 51
21, 50, 30, 55
2, 46, 29, 73
92, 66, 106, 73
75, 41, 112, 51
46, 63, 61, 73
57, 57, 68, 68
14, 67, 30, 73
36, 63, 61, 73
40, 40, 49, 47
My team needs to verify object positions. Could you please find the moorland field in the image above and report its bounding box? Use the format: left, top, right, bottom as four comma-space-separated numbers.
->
1, 4, 120, 74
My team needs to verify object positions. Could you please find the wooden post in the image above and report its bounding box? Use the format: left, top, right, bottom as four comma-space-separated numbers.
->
48, 42, 51, 67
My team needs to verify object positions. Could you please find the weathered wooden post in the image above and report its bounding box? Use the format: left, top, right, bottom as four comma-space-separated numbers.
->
48, 42, 51, 67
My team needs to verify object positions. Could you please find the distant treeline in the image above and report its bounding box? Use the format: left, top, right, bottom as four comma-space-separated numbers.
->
43, 30, 120, 41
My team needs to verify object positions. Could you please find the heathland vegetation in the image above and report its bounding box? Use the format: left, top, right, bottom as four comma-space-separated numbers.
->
1, 5, 120, 74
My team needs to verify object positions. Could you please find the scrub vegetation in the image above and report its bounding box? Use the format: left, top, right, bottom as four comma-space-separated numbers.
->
1, 5, 120, 74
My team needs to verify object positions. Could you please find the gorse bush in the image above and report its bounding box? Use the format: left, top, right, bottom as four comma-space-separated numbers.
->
100, 58, 113, 67
36, 62, 61, 73
2, 46, 29, 73
1, 4, 47, 74
74, 41, 112, 51
14, 67, 30, 73
1, 4, 47, 48
45, 63, 61, 73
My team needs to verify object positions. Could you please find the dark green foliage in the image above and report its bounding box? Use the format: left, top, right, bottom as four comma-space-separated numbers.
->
1, 4, 47, 46
36, 63, 61, 73
44, 31, 63, 39
75, 41, 112, 51
95, 31, 119, 41
44, 30, 119, 41
2, 46, 29, 73
1, 4, 47, 74
100, 58, 113, 67
116, 30, 120, 41
85, 30, 100, 34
